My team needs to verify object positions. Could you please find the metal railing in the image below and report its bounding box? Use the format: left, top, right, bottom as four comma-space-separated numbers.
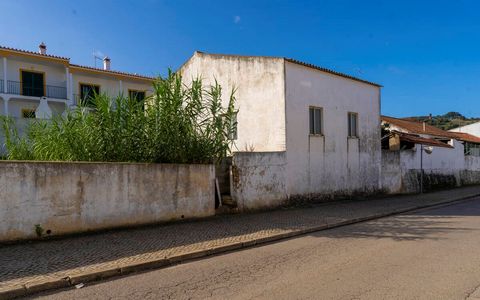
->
5, 80, 67, 99
0, 79, 3, 93
46, 85, 67, 99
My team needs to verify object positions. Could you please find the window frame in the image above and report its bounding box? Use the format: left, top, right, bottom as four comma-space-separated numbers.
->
20, 69, 46, 97
309, 106, 323, 136
21, 108, 36, 119
128, 89, 146, 102
348, 112, 359, 138
79, 82, 101, 107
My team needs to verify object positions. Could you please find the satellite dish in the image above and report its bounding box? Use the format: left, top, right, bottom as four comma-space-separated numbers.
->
424, 146, 433, 154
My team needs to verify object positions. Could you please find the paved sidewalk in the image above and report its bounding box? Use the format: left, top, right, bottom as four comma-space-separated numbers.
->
1, 186, 480, 299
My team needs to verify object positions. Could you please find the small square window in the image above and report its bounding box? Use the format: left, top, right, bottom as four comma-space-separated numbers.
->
22, 109, 36, 119
309, 107, 323, 135
348, 112, 358, 137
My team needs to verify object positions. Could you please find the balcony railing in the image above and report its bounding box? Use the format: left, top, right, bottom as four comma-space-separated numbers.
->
0, 79, 3, 93
5, 81, 67, 99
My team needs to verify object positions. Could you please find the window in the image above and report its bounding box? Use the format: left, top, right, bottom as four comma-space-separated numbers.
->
128, 90, 146, 102
80, 84, 100, 107
348, 112, 358, 137
309, 107, 323, 135
21, 70, 44, 97
22, 109, 36, 119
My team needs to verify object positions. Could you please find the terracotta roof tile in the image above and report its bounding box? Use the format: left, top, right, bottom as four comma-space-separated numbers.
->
382, 115, 480, 144
393, 131, 453, 148
0, 45, 153, 81
69, 64, 155, 81
447, 131, 480, 144
382, 116, 454, 138
0, 45, 69, 60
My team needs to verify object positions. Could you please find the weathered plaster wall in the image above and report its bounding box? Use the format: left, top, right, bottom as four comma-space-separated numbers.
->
0, 162, 215, 242
179, 52, 286, 152
381, 141, 480, 193
231, 152, 288, 211
284, 61, 382, 197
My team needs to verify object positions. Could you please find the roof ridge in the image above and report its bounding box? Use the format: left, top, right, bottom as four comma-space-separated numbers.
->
195, 51, 381, 87
1, 45, 153, 81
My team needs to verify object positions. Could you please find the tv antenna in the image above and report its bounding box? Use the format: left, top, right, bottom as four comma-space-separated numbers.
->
93, 50, 104, 68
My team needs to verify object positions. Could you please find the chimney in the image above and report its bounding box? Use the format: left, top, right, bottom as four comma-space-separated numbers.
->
103, 56, 111, 70
38, 42, 46, 55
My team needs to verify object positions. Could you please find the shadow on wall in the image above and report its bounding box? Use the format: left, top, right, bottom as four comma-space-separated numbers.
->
402, 170, 458, 193
1, 191, 478, 284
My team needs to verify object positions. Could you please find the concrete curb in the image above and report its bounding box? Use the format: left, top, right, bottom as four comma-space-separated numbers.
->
1, 193, 478, 300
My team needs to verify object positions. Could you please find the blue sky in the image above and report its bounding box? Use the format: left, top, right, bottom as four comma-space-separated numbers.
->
1, 0, 479, 117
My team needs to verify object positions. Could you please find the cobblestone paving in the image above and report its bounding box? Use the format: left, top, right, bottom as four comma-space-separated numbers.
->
1, 186, 479, 294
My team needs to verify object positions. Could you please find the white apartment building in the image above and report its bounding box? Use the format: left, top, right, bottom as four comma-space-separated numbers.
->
181, 52, 382, 201
0, 43, 153, 119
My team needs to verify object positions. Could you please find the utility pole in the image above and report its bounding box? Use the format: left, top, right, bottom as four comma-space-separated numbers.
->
420, 144, 424, 194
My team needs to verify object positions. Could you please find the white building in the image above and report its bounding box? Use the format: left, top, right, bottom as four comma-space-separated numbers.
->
0, 43, 153, 119
381, 116, 480, 193
449, 121, 480, 137
181, 51, 382, 207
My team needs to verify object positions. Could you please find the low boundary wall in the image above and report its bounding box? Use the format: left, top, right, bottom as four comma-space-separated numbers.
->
0, 161, 215, 242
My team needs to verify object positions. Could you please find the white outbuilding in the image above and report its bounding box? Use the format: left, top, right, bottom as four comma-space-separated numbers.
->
180, 52, 382, 209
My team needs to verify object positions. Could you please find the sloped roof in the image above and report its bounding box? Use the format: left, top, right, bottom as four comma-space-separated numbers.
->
393, 131, 453, 148
0, 45, 69, 61
69, 64, 154, 81
382, 115, 480, 144
194, 51, 382, 87
284, 58, 382, 87
447, 131, 480, 144
0, 45, 154, 81
382, 116, 454, 138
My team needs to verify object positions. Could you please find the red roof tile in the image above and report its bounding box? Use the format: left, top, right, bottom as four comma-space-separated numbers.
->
0, 45, 69, 60
0, 45, 154, 81
393, 131, 453, 148
382, 115, 480, 144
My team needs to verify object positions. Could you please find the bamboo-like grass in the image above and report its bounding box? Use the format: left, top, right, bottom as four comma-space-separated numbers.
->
1, 71, 237, 164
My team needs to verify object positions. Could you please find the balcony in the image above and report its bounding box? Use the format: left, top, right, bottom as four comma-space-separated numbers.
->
4, 81, 67, 100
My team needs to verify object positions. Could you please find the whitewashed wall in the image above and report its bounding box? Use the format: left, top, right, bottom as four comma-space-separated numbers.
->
0, 162, 215, 242
180, 52, 286, 152
71, 72, 152, 102
450, 122, 480, 137
231, 152, 288, 211
381, 141, 480, 194
284, 61, 382, 197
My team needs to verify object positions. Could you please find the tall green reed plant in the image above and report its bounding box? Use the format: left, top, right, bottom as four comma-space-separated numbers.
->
1, 71, 237, 164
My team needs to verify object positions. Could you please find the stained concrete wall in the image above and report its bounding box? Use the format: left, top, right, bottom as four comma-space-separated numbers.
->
284, 61, 382, 197
231, 152, 288, 211
179, 52, 286, 152
381, 141, 480, 194
0, 161, 215, 242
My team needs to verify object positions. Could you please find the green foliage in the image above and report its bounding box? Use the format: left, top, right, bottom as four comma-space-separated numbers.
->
408, 112, 480, 131
2, 71, 237, 164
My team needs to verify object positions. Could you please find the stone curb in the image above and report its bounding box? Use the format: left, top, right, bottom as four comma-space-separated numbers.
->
1, 193, 478, 300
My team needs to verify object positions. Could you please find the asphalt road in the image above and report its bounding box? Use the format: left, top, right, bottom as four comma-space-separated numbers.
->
30, 198, 480, 300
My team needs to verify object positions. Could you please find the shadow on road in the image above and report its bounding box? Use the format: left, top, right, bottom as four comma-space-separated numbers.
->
1, 196, 479, 286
